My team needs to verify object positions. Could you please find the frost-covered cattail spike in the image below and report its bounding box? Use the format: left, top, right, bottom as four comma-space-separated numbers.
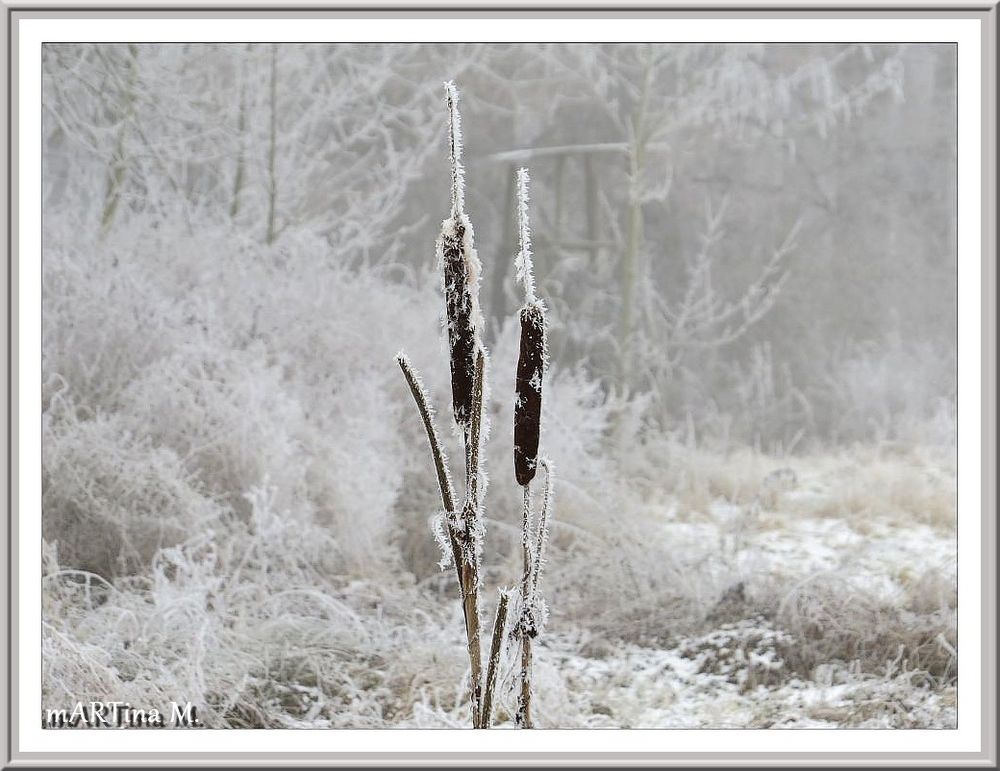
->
514, 302, 546, 486
513, 168, 536, 303
442, 228, 478, 431
513, 168, 546, 487
438, 83, 484, 434
444, 81, 465, 218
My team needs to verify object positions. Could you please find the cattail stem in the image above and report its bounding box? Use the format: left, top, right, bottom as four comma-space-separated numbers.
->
396, 355, 456, 514
518, 628, 533, 729
516, 485, 534, 728
531, 459, 554, 595
514, 168, 536, 303
444, 80, 465, 217
459, 349, 486, 728
466, 349, 485, 503
480, 589, 510, 728
461, 567, 483, 728
396, 354, 465, 593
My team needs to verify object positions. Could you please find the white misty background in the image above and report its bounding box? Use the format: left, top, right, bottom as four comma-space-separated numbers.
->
41, 43, 956, 728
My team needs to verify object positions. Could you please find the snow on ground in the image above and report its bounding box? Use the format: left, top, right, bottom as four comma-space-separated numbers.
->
540, 629, 955, 729
42, 446, 956, 729
514, 449, 955, 729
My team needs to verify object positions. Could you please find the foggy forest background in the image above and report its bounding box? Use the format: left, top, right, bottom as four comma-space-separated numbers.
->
41, 43, 957, 728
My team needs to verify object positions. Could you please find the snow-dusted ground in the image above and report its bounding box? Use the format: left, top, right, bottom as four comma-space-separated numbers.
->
44, 444, 954, 729
45, 444, 956, 728
475, 452, 955, 729
532, 501, 956, 728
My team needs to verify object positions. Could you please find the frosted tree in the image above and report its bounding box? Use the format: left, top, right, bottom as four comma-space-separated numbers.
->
42, 44, 443, 256
483, 43, 907, 396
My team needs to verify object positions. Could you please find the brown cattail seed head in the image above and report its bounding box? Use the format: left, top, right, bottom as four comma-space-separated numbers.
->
514, 301, 546, 486
442, 219, 478, 429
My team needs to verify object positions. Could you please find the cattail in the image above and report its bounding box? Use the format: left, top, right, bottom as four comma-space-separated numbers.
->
514, 303, 545, 485
442, 221, 478, 428
439, 82, 483, 431
513, 169, 546, 486
397, 84, 558, 731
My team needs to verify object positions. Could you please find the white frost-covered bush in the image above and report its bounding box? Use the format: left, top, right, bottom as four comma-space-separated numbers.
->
43, 401, 226, 576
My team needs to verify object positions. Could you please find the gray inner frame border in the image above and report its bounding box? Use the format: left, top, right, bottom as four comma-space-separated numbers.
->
0, 4, 995, 767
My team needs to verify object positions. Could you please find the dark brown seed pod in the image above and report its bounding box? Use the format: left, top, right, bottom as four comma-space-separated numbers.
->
442, 220, 477, 429
514, 301, 546, 486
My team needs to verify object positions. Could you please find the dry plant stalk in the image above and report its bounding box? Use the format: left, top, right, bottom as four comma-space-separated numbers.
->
515, 460, 554, 727
481, 588, 510, 725
396, 87, 554, 730
511, 168, 550, 728
459, 350, 485, 726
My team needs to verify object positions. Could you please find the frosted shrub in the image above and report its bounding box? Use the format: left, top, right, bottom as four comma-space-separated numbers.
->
116, 343, 308, 519
42, 243, 192, 415
821, 339, 956, 445
43, 401, 225, 577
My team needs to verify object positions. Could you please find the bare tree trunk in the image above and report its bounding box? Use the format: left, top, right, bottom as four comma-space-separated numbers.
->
618, 47, 654, 389
489, 163, 517, 326
585, 155, 600, 268
100, 44, 139, 235
265, 44, 278, 245
230, 43, 251, 221
554, 154, 566, 242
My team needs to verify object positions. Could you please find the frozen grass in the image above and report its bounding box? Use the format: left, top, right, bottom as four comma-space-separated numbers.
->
42, 433, 956, 728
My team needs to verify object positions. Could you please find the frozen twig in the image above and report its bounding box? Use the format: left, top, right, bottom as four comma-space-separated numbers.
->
396, 352, 464, 592
444, 81, 465, 218
480, 588, 510, 728
516, 485, 535, 728
514, 167, 536, 304
459, 346, 486, 728
531, 458, 554, 596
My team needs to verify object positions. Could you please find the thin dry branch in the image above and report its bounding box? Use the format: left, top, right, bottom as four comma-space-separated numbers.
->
395, 353, 465, 593
480, 589, 511, 728
516, 485, 535, 729
459, 348, 486, 728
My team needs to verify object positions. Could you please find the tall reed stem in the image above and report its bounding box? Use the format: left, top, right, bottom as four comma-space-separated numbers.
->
517, 485, 534, 728
460, 349, 485, 727
481, 589, 510, 728
396, 354, 464, 592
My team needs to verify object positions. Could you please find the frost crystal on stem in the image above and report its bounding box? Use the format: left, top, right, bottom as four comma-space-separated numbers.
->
444, 80, 465, 218
514, 167, 536, 303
